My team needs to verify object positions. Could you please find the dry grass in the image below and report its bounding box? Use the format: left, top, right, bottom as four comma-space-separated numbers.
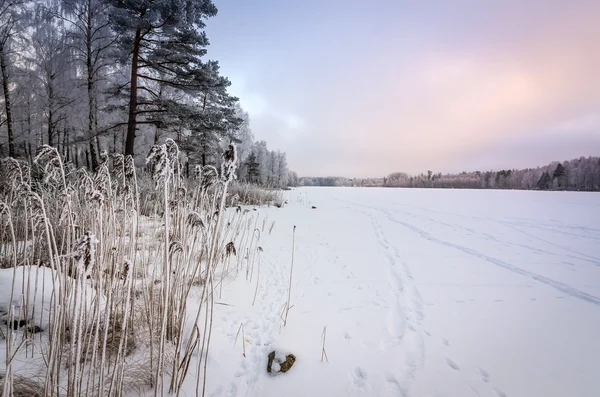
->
0, 373, 46, 397
226, 182, 282, 207
0, 142, 266, 397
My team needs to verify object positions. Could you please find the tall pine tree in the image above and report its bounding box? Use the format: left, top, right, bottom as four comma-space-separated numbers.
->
107, 0, 218, 156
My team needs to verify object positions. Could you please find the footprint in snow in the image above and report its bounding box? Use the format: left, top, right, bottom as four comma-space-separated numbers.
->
442, 338, 450, 346
350, 366, 368, 387
445, 357, 460, 371
494, 387, 508, 397
386, 301, 406, 340
343, 332, 352, 340
478, 367, 490, 382
388, 269, 404, 292
225, 383, 237, 397
385, 374, 406, 396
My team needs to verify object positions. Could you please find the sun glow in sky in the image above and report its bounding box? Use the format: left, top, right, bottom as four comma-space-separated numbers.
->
206, 0, 600, 177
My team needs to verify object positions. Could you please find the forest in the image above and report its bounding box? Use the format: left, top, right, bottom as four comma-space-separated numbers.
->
0, 0, 292, 188
301, 156, 600, 191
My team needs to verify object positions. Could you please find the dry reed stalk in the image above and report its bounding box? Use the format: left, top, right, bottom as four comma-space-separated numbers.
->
283, 226, 296, 326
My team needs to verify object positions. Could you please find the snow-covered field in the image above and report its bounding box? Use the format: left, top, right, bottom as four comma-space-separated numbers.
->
206, 187, 600, 397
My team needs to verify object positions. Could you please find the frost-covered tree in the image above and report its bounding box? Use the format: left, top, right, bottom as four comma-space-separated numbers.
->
0, 0, 30, 157
237, 141, 292, 188
0, 0, 295, 179
287, 170, 299, 187
375, 156, 599, 191
30, 7, 75, 148
59, 0, 114, 170
276, 151, 288, 187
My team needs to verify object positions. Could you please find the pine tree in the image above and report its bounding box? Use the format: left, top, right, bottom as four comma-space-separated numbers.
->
552, 163, 565, 188
245, 151, 260, 184
177, 65, 242, 169
106, 0, 218, 156
537, 172, 552, 190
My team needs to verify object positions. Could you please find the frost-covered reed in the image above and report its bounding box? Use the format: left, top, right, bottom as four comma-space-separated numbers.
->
0, 141, 262, 397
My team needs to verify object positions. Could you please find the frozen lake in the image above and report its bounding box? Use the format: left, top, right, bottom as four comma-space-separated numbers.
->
206, 187, 600, 397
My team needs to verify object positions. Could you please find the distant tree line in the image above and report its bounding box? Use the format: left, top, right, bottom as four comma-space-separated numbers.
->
300, 176, 382, 187
300, 156, 600, 191
0, 0, 294, 186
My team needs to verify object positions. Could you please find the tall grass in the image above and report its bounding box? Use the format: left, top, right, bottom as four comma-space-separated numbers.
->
226, 182, 282, 207
0, 141, 262, 397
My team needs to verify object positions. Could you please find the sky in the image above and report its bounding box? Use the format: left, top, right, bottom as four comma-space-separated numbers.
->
205, 0, 600, 177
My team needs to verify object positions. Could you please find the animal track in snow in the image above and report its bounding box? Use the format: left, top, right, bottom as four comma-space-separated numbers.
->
350, 366, 368, 387
494, 387, 508, 397
386, 299, 406, 340
478, 367, 490, 382
385, 374, 407, 396
389, 268, 404, 292
445, 357, 460, 371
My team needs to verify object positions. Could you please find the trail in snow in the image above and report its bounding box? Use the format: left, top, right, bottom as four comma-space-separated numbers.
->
341, 199, 600, 306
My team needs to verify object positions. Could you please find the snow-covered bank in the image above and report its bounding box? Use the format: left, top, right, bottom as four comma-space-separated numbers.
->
201, 187, 600, 397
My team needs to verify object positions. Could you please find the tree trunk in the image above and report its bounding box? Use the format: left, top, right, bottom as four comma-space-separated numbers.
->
87, 76, 99, 169
26, 95, 33, 160
125, 27, 142, 157
0, 49, 15, 157
47, 86, 54, 147
86, 0, 100, 171
64, 128, 70, 162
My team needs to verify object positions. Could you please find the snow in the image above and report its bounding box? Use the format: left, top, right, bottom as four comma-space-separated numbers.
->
0, 265, 102, 378
2, 187, 598, 396
1, 266, 67, 329
196, 187, 600, 397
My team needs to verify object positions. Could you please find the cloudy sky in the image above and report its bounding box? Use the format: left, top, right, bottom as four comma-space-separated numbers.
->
205, 0, 600, 177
